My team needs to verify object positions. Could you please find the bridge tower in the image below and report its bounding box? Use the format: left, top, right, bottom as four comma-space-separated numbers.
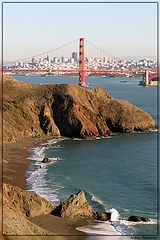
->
78, 38, 86, 86
144, 70, 149, 86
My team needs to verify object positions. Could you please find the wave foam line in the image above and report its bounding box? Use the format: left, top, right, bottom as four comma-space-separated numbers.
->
25, 140, 63, 204
85, 192, 132, 236
76, 221, 120, 236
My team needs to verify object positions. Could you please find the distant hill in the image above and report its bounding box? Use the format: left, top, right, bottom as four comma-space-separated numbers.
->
118, 56, 157, 61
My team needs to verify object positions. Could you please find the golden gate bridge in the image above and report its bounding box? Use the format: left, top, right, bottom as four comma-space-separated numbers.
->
3, 38, 158, 86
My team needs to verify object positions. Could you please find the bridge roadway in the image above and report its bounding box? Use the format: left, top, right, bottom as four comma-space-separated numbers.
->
3, 68, 158, 81
3, 68, 146, 75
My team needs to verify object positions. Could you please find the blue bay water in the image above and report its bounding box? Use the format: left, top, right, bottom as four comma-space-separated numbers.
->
13, 75, 158, 237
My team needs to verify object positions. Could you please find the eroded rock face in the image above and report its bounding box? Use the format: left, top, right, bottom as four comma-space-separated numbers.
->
52, 190, 111, 220
51, 85, 156, 138
128, 215, 150, 222
3, 184, 55, 217
39, 103, 60, 136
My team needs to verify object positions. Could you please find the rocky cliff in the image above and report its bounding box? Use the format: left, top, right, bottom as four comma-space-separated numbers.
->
3, 184, 109, 235
3, 75, 156, 142
3, 184, 55, 235
3, 183, 55, 218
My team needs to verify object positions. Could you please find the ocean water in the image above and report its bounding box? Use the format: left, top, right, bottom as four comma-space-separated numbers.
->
12, 75, 158, 238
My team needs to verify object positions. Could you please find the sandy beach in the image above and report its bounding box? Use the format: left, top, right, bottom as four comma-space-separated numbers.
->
3, 136, 89, 239
3, 136, 58, 190
2, 136, 125, 239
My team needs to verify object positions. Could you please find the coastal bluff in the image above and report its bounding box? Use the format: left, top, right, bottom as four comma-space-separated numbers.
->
3, 184, 150, 236
3, 184, 108, 235
3, 75, 155, 143
2, 184, 109, 235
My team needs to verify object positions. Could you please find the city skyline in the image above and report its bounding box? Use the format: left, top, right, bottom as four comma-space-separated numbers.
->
4, 49, 157, 77
3, 2, 157, 61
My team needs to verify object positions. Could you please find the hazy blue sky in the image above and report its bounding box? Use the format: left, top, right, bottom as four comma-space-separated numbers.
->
3, 2, 157, 61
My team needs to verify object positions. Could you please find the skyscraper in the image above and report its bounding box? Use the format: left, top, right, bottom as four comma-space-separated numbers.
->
72, 52, 77, 63
103, 57, 108, 64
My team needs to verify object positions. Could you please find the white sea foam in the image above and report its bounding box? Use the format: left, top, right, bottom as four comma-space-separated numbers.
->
77, 216, 156, 239
110, 208, 119, 222
151, 129, 158, 132
25, 140, 63, 204
86, 193, 130, 236
111, 220, 130, 236
120, 218, 157, 226
91, 194, 107, 210
122, 208, 130, 213
73, 138, 82, 141
76, 221, 120, 236
77, 221, 131, 239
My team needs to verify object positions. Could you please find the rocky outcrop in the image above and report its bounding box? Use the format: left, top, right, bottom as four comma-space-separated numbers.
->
52, 190, 111, 220
42, 156, 52, 163
96, 211, 111, 221
52, 190, 96, 219
45, 143, 51, 148
128, 215, 150, 222
2, 183, 66, 237
3, 75, 156, 142
3, 183, 55, 217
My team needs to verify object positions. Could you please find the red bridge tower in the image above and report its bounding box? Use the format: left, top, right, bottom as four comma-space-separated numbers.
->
78, 38, 86, 86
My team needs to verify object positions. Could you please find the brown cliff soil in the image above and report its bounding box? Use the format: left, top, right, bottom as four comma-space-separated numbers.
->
2, 75, 156, 143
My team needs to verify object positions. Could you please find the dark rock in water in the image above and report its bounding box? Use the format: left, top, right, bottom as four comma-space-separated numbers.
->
141, 217, 150, 222
128, 215, 150, 222
128, 215, 141, 222
42, 157, 51, 163
45, 143, 51, 148
52, 190, 110, 221
96, 211, 111, 221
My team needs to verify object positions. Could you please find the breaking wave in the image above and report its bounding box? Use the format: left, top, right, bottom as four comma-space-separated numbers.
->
25, 139, 63, 204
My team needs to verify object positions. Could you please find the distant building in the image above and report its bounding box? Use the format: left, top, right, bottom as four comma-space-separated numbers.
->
72, 52, 77, 62
64, 57, 68, 63
32, 58, 37, 63
70, 58, 75, 64
46, 55, 51, 64
18, 61, 23, 67
103, 57, 108, 64
61, 57, 65, 63
118, 60, 126, 65
54, 57, 58, 63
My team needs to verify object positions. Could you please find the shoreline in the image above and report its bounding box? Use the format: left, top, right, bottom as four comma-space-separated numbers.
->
3, 135, 89, 238
3, 135, 56, 190
3, 135, 124, 238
